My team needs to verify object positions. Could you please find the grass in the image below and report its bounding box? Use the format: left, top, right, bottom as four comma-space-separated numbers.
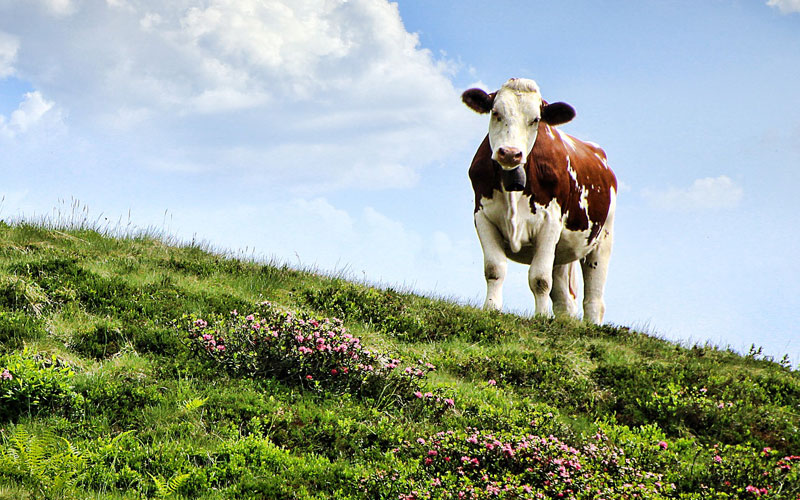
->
0, 217, 798, 499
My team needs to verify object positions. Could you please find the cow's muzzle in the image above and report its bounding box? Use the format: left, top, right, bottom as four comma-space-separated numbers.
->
501, 165, 527, 191
496, 146, 524, 167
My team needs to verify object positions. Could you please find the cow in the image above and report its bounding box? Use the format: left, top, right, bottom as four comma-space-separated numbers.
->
462, 78, 617, 323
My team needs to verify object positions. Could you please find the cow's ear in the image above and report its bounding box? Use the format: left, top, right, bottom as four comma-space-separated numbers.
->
541, 102, 576, 126
462, 88, 495, 114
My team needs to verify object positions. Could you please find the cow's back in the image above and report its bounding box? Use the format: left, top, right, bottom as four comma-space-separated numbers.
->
532, 126, 617, 242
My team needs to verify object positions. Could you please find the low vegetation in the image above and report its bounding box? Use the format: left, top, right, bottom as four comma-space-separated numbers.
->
0, 220, 798, 499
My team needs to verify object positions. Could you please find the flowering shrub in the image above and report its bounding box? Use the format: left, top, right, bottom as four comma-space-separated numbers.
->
366, 426, 671, 499
180, 302, 450, 408
702, 444, 800, 498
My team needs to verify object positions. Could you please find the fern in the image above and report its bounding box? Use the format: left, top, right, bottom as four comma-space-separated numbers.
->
150, 472, 191, 499
179, 396, 208, 413
0, 427, 85, 498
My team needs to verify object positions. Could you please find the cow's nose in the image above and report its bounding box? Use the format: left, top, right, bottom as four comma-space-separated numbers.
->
497, 147, 524, 166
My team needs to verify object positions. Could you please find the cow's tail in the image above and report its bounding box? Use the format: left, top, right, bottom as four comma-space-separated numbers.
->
568, 261, 580, 302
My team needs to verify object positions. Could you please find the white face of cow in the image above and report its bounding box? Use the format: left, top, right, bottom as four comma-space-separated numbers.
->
462, 78, 577, 170
487, 80, 544, 169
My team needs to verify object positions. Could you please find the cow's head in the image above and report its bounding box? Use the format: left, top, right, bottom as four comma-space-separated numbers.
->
462, 78, 576, 169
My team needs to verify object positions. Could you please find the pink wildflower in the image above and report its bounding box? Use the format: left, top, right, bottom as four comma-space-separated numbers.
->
306, 375, 313, 381
713, 455, 722, 463
488, 379, 497, 386
414, 391, 424, 398
444, 398, 455, 407
245, 314, 255, 321
216, 345, 225, 351
1, 369, 11, 381
658, 441, 668, 450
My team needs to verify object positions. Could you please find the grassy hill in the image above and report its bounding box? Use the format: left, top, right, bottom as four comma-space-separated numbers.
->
0, 221, 798, 499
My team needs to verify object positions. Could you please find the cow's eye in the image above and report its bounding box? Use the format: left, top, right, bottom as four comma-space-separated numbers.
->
529, 117, 540, 126
492, 110, 502, 121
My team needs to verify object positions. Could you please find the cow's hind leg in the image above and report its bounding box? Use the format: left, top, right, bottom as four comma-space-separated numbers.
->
551, 262, 579, 318
581, 227, 613, 324
475, 212, 508, 310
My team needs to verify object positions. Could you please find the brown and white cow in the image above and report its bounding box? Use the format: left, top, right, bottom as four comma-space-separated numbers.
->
462, 78, 616, 323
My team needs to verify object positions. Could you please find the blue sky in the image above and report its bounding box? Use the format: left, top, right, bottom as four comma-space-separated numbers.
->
1, 0, 799, 364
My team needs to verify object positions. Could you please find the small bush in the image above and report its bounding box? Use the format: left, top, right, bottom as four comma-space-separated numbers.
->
0, 276, 50, 316
76, 372, 165, 428
68, 320, 127, 359
0, 349, 83, 422
0, 310, 45, 348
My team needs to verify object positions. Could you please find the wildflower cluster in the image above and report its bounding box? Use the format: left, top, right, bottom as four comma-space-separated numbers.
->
705, 443, 800, 498
180, 302, 445, 404
371, 427, 670, 500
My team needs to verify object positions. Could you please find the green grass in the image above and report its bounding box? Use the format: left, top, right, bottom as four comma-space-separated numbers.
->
0, 220, 798, 499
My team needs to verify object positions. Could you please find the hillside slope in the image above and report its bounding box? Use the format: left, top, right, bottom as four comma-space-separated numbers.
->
0, 222, 798, 499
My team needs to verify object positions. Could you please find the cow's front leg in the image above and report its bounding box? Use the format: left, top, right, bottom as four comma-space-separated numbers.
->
475, 211, 507, 310
528, 225, 560, 317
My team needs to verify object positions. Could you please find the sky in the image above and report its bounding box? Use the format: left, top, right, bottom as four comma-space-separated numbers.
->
1, 0, 799, 364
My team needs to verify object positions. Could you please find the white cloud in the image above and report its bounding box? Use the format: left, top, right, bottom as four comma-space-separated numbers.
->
767, 0, 800, 14
0, 30, 17, 77
1, 91, 58, 138
35, 0, 75, 16
9, 91, 54, 132
642, 175, 744, 211
0, 0, 478, 191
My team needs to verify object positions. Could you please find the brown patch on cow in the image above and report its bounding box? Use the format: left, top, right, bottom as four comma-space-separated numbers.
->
469, 123, 616, 242
469, 136, 500, 213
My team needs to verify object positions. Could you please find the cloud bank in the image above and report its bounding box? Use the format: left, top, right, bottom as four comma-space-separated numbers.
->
767, 0, 800, 14
0, 0, 476, 191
